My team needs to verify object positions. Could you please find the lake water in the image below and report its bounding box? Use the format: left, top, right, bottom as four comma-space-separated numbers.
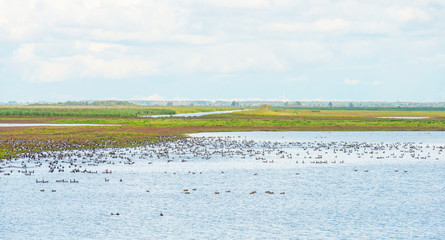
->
1, 131, 444, 239
144, 110, 245, 118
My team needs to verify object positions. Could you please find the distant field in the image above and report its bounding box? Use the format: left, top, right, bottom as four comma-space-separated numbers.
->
0, 106, 245, 118
236, 107, 445, 119
0, 106, 444, 158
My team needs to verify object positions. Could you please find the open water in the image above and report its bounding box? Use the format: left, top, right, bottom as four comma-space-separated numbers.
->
0, 131, 444, 239
144, 110, 245, 118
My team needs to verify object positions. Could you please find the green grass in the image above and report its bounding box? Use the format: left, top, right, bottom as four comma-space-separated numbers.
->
0, 106, 175, 117
0, 148, 10, 159
233, 108, 445, 118
43, 113, 445, 130
1, 106, 444, 159
0, 106, 246, 118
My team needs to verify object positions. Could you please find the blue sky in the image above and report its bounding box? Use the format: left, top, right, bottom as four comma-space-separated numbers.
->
1, 0, 444, 102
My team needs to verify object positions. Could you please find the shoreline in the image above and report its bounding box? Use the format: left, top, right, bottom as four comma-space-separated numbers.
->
1, 107, 445, 158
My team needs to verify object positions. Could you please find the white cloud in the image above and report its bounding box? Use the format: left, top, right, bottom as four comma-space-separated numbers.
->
75, 41, 127, 53
26, 61, 71, 83
344, 78, 360, 85
263, 18, 402, 36
420, 53, 445, 67
135, 94, 165, 101
1, 0, 444, 102
263, 18, 349, 33
371, 80, 383, 85
282, 41, 333, 63
220, 57, 257, 73
314, 18, 349, 32
343, 79, 383, 86
16, 54, 158, 83
388, 7, 431, 22
13, 44, 36, 62
172, 34, 215, 45
199, 0, 271, 9
262, 23, 303, 32
185, 42, 286, 73
340, 41, 377, 59
11, 41, 160, 83
12, 44, 70, 83
77, 55, 158, 79
0, 0, 188, 43
209, 74, 239, 82
284, 76, 309, 83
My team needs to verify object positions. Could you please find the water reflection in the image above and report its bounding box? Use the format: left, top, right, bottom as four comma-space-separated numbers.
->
143, 110, 246, 118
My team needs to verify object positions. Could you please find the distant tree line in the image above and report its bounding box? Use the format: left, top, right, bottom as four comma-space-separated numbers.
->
31, 100, 137, 107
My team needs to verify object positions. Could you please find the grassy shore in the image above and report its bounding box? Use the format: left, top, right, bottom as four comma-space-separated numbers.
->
0, 106, 244, 117
1, 106, 444, 159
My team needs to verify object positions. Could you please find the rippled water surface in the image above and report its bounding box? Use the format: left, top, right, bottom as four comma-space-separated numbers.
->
1, 132, 444, 239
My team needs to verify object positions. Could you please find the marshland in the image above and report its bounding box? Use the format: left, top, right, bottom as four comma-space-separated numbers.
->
1, 105, 445, 159
0, 106, 444, 239
2, 0, 444, 238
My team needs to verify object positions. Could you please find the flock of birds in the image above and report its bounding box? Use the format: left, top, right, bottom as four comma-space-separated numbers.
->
1, 135, 443, 216
2, 135, 443, 176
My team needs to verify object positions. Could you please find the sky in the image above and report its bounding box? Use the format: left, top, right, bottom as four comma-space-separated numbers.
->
1, 0, 444, 102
